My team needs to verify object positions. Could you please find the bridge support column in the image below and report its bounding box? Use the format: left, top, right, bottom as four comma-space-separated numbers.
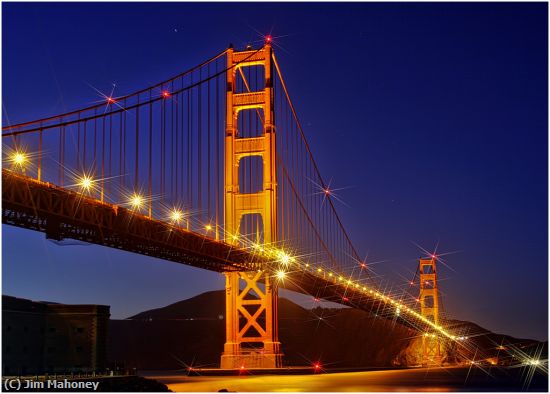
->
221, 271, 282, 369
419, 257, 442, 366
221, 43, 283, 369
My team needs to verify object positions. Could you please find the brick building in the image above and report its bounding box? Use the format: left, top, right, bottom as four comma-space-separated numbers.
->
3, 295, 110, 375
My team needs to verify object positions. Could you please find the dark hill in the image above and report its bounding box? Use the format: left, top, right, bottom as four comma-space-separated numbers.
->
108, 290, 546, 370
129, 290, 226, 321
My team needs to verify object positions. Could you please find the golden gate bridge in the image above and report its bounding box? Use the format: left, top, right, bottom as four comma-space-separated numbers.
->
3, 40, 461, 368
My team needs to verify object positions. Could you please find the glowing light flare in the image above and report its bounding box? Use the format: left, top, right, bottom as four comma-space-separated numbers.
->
77, 175, 94, 192
205, 224, 213, 231
170, 209, 184, 223
278, 251, 291, 265
106, 97, 116, 104
129, 193, 144, 210
11, 151, 28, 167
162, 90, 171, 99
276, 270, 286, 280
265, 35, 272, 43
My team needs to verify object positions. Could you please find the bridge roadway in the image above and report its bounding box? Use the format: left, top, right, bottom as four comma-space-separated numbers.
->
2, 170, 444, 336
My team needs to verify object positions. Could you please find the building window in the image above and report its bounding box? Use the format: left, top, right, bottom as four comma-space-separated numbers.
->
76, 346, 83, 353
6, 325, 12, 332
74, 327, 84, 334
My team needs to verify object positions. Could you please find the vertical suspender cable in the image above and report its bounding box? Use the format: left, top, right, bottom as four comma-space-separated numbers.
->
93, 111, 97, 174
119, 110, 123, 189
38, 127, 43, 181
148, 90, 153, 218
171, 80, 175, 200
175, 80, 179, 201
215, 58, 220, 240
198, 68, 202, 224
77, 114, 81, 170
161, 87, 165, 200
101, 117, 105, 202
83, 120, 87, 170
109, 113, 112, 195
188, 75, 192, 212
207, 63, 212, 225
135, 95, 140, 188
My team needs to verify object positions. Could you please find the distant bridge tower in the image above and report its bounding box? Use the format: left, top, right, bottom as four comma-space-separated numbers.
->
221, 43, 282, 369
419, 257, 442, 365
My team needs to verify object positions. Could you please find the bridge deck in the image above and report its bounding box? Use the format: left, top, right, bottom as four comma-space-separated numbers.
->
2, 170, 443, 336
2, 170, 261, 272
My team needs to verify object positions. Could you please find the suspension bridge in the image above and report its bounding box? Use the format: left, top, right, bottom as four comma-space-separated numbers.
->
3, 40, 456, 368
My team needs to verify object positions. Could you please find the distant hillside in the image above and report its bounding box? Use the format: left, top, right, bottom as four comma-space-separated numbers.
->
108, 290, 546, 370
129, 290, 226, 321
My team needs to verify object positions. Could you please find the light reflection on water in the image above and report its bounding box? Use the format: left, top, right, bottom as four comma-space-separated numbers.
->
148, 367, 545, 393
165, 382, 453, 392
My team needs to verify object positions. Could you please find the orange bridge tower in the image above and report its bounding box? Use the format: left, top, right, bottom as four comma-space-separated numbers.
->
419, 257, 442, 365
221, 43, 282, 369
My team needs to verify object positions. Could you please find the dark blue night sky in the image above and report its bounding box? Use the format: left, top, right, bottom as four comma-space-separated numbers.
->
2, 3, 548, 340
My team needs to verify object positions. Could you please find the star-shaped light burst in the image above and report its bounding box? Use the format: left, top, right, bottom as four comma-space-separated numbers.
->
411, 240, 461, 273
276, 270, 286, 281
309, 176, 352, 207
11, 151, 28, 167
86, 82, 126, 114
129, 193, 145, 211
77, 174, 95, 193
244, 25, 292, 54
169, 208, 185, 224
3, 146, 40, 174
